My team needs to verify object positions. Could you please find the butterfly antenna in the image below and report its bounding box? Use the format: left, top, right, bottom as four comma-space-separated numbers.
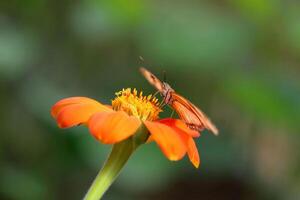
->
138, 56, 153, 70
163, 70, 167, 82
139, 56, 145, 62
138, 56, 145, 67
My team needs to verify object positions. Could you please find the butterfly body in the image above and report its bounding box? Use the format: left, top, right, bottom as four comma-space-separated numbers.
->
140, 67, 218, 135
161, 83, 174, 104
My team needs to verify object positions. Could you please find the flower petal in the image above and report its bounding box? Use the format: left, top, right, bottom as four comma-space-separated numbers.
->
56, 103, 110, 128
158, 118, 200, 137
187, 138, 200, 168
51, 97, 110, 119
156, 118, 200, 168
144, 121, 187, 161
146, 135, 154, 143
88, 111, 141, 144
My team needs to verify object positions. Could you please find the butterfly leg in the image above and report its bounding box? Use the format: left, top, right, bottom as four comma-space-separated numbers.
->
170, 109, 175, 118
153, 91, 159, 97
159, 101, 166, 108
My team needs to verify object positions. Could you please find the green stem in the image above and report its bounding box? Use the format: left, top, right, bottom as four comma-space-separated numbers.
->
84, 126, 148, 200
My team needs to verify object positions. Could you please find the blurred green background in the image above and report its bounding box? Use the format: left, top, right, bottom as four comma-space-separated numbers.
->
1, 0, 300, 199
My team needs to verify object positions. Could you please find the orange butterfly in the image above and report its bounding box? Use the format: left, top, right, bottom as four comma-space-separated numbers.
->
140, 67, 218, 135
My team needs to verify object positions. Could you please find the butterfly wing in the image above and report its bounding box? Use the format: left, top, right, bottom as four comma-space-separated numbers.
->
140, 67, 164, 93
171, 93, 219, 135
140, 67, 218, 135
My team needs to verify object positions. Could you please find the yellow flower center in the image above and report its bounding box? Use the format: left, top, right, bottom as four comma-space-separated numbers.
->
112, 88, 161, 121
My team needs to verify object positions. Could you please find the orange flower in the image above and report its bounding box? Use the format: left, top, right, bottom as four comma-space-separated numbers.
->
51, 88, 200, 168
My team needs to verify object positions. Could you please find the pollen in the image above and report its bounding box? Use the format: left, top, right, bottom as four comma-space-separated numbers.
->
112, 88, 161, 121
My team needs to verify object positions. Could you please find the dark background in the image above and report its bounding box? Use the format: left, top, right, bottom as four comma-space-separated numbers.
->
1, 0, 300, 199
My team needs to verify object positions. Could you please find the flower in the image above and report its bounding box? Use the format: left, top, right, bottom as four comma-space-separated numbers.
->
51, 88, 200, 168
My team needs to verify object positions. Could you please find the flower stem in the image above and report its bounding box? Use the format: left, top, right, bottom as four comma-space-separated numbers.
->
83, 139, 133, 200
84, 126, 149, 200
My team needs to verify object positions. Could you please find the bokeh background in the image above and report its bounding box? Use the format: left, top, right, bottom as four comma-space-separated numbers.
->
1, 0, 300, 199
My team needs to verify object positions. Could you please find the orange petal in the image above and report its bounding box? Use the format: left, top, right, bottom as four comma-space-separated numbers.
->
144, 121, 187, 161
51, 97, 111, 118
187, 138, 200, 168
88, 111, 141, 144
157, 118, 200, 168
146, 135, 154, 143
56, 103, 111, 128
158, 118, 200, 137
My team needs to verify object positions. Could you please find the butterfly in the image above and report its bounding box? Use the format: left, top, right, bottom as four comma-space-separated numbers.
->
140, 67, 218, 135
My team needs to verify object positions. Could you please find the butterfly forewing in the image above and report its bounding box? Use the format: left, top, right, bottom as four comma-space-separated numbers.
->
140, 67, 164, 93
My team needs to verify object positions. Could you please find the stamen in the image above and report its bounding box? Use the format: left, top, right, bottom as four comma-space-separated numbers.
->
112, 88, 162, 121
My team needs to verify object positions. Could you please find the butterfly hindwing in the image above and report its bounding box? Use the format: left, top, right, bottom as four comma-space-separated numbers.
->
171, 93, 218, 135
